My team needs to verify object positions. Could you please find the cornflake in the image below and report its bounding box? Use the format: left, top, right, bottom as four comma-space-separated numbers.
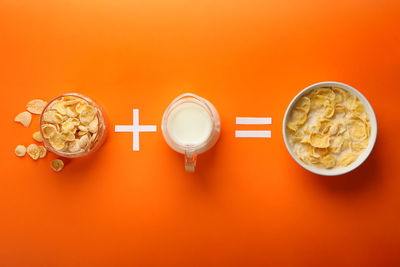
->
33, 131, 43, 142
51, 159, 64, 172
38, 146, 47, 158
15, 145, 26, 157
42, 124, 57, 138
15, 111, 32, 127
26, 99, 47, 114
27, 144, 40, 160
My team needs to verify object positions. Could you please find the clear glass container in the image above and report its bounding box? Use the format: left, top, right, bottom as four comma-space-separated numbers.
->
161, 93, 221, 172
40, 93, 108, 158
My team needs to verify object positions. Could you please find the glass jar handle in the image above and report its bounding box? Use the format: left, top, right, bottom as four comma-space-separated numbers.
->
184, 148, 196, 172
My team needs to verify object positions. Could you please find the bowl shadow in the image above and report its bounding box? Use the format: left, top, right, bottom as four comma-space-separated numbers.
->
307, 136, 382, 195
53, 140, 110, 187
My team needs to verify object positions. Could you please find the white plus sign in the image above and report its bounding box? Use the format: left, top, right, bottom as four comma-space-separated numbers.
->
115, 109, 157, 151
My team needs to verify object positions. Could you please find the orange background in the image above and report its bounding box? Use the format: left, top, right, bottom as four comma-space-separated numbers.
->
1, 0, 400, 266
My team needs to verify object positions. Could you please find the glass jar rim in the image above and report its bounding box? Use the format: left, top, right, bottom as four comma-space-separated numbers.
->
161, 93, 217, 151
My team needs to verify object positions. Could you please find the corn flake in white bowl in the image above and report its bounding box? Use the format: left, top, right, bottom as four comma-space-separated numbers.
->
283, 82, 377, 176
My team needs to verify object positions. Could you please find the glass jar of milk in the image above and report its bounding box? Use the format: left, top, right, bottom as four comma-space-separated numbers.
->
161, 93, 221, 172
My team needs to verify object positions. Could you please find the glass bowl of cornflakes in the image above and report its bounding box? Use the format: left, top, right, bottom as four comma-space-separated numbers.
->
40, 93, 108, 158
283, 81, 377, 176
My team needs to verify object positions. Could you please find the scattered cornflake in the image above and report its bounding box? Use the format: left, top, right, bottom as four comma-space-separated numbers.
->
27, 144, 40, 160
50, 159, 64, 172
38, 146, 47, 158
26, 99, 47, 114
15, 145, 26, 157
33, 131, 43, 142
14, 111, 32, 127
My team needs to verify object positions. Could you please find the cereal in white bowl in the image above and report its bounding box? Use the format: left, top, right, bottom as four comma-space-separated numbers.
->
283, 82, 377, 176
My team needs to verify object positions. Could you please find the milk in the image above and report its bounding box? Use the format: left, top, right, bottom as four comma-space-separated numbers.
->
166, 102, 212, 146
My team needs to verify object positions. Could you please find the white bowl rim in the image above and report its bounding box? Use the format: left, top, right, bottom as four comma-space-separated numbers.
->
282, 81, 378, 176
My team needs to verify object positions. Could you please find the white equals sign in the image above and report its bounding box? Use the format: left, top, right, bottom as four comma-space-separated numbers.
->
235, 117, 272, 138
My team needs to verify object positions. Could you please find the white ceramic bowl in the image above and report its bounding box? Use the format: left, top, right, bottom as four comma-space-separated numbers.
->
282, 81, 377, 176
